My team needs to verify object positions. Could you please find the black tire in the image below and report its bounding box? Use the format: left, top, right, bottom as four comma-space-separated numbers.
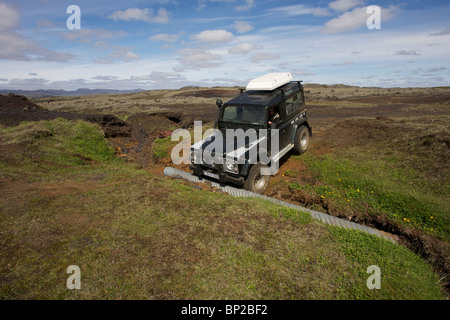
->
243, 163, 271, 194
293, 126, 310, 155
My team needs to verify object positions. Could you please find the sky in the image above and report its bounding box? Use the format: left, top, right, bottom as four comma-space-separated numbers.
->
0, 0, 449, 90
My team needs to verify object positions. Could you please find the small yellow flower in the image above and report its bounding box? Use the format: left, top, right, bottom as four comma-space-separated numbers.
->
430, 216, 434, 219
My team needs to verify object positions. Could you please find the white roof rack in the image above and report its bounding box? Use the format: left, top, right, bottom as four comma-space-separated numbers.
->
246, 72, 292, 91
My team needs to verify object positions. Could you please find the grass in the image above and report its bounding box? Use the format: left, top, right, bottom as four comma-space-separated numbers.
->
289, 147, 450, 241
0, 119, 446, 299
1, 118, 118, 167
152, 136, 177, 161
330, 227, 444, 299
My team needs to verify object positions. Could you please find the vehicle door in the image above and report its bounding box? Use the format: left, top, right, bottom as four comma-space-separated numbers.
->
272, 104, 290, 152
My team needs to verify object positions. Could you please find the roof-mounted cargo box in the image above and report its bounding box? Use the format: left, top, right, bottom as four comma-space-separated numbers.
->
246, 72, 292, 91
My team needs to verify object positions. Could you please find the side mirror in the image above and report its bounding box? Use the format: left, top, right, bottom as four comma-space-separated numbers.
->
216, 99, 223, 108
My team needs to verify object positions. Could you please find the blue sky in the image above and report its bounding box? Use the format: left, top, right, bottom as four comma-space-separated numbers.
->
0, 0, 449, 90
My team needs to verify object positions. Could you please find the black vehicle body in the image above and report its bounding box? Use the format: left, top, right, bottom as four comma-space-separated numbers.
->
189, 80, 312, 193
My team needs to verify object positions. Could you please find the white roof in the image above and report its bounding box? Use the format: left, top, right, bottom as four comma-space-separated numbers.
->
246, 72, 292, 91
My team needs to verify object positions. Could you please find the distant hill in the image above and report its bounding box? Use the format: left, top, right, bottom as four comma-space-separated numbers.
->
0, 88, 144, 98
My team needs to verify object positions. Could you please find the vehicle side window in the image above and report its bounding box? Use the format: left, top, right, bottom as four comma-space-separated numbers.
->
282, 93, 303, 117
285, 97, 294, 115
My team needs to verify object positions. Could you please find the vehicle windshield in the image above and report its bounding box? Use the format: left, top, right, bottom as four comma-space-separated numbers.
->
220, 105, 266, 126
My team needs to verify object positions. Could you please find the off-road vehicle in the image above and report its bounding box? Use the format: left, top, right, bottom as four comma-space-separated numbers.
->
189, 73, 312, 194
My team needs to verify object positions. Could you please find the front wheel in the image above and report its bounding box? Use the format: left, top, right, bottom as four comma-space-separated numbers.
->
293, 126, 310, 155
243, 163, 271, 194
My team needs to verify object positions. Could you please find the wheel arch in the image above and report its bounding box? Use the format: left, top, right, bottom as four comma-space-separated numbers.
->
290, 119, 312, 144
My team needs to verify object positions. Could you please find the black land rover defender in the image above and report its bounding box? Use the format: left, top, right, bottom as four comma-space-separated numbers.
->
189, 79, 312, 194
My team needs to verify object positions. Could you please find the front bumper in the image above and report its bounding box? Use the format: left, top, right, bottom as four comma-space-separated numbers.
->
189, 164, 245, 186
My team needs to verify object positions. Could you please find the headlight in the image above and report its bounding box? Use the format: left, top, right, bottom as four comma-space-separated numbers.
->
225, 161, 238, 173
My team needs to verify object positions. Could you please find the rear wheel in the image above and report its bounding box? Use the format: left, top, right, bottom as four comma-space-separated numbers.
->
293, 126, 310, 155
243, 163, 271, 194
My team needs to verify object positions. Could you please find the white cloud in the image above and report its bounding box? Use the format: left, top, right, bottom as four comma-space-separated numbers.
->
92, 75, 118, 81
236, 0, 254, 12
228, 43, 255, 54
251, 52, 280, 62
329, 0, 364, 12
268, 4, 331, 17
3, 70, 192, 91
109, 8, 150, 21
312, 7, 333, 17
0, 2, 73, 62
395, 50, 421, 56
196, 0, 207, 11
0, 2, 19, 31
108, 8, 169, 24
7, 78, 51, 89
177, 47, 223, 70
292, 69, 317, 77
61, 28, 116, 43
321, 7, 367, 33
195, 0, 253, 12
94, 46, 141, 64
321, 5, 399, 33
93, 41, 110, 49
428, 27, 450, 36
149, 33, 179, 42
152, 8, 170, 24
0, 30, 73, 62
93, 59, 113, 65
132, 71, 186, 85
426, 67, 447, 73
109, 46, 140, 61
191, 29, 234, 44
234, 21, 254, 34
333, 61, 355, 66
